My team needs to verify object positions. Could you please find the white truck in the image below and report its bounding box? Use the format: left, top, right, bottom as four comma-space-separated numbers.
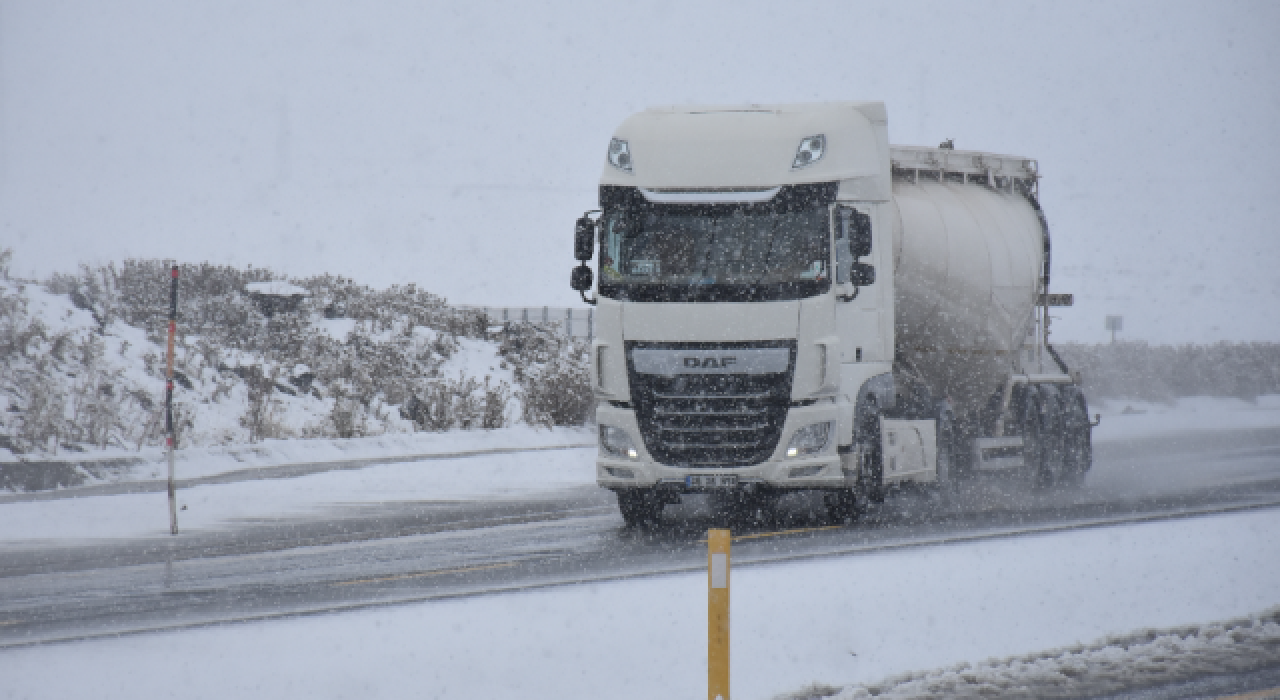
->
569, 102, 1092, 527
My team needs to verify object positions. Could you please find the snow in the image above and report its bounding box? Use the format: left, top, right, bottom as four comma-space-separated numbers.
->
823, 608, 1280, 699
315, 317, 359, 339
5, 423, 594, 482
1, 504, 1277, 700
0, 438, 595, 545
1091, 394, 1280, 442
243, 281, 309, 296
436, 336, 517, 389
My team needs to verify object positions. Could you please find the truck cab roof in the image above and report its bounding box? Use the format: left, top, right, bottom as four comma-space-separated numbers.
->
600, 102, 1038, 202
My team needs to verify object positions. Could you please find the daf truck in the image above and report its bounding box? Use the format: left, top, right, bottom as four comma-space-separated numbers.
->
568, 102, 1092, 527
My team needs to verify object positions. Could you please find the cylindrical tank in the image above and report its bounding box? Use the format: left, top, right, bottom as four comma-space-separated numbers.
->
890, 178, 1045, 417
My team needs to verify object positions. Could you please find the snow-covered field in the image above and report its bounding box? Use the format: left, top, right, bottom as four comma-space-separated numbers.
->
1, 503, 1277, 700
5, 424, 594, 485
0, 442, 595, 545
1091, 394, 1280, 442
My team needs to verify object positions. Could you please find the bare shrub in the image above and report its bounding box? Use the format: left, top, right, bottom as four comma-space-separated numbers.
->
16, 373, 67, 452
239, 365, 289, 442
9, 252, 597, 453
398, 373, 512, 431
328, 396, 367, 439
480, 377, 513, 429
519, 352, 593, 427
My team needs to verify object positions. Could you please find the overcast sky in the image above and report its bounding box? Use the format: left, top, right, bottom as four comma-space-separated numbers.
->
1, 0, 1277, 343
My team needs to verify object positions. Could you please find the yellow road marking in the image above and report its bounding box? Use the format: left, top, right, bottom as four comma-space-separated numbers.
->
335, 562, 516, 586
0, 620, 21, 627
1218, 688, 1280, 700
732, 525, 843, 541
697, 525, 844, 544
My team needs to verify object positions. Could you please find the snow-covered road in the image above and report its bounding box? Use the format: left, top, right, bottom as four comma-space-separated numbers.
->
1, 397, 1278, 699
1, 504, 1277, 700
1, 395, 1277, 545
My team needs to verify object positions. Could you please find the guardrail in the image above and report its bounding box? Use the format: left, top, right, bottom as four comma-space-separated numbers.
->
455, 306, 594, 339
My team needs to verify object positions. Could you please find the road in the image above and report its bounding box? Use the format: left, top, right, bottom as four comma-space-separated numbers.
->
1, 426, 1279, 659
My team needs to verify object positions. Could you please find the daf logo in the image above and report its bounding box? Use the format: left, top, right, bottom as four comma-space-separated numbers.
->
684, 356, 737, 369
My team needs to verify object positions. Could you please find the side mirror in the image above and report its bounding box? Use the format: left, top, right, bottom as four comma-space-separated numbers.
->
836, 206, 874, 286
844, 208, 872, 258
574, 216, 595, 262
570, 264, 594, 292
849, 262, 875, 287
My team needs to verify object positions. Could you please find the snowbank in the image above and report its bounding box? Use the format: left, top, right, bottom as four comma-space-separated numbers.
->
77, 424, 593, 483
0, 443, 596, 544
803, 607, 1280, 699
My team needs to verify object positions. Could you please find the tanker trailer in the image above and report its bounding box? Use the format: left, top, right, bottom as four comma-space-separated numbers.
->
568, 102, 1093, 527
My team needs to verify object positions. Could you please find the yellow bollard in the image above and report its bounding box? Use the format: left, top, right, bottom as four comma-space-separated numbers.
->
708, 528, 730, 700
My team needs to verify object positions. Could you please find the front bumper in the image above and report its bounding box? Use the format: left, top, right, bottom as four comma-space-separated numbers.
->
595, 401, 846, 491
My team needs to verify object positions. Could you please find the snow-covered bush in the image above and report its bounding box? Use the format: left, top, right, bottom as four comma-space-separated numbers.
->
2, 251, 592, 456
519, 352, 593, 428
494, 321, 593, 427
1, 252, 162, 454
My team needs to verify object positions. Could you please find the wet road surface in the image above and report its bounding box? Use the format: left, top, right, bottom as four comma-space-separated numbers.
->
1, 427, 1278, 649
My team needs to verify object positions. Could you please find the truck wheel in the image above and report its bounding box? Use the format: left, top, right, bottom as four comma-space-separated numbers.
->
1021, 396, 1052, 489
617, 490, 663, 528
857, 396, 886, 504
1038, 385, 1067, 486
824, 489, 860, 525
858, 444, 886, 504
1059, 387, 1093, 487
750, 490, 782, 529
935, 409, 960, 497
709, 489, 779, 528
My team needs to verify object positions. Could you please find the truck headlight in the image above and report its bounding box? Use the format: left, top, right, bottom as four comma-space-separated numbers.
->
792, 134, 825, 169
607, 138, 633, 173
600, 425, 640, 459
785, 421, 832, 458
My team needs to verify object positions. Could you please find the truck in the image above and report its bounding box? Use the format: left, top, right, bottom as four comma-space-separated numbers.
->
568, 102, 1093, 527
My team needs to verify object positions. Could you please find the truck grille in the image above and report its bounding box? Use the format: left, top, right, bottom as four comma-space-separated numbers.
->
627, 341, 795, 467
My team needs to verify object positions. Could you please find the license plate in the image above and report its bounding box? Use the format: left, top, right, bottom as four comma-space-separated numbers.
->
686, 474, 738, 489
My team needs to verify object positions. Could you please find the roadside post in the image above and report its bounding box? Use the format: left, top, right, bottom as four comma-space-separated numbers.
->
165, 265, 179, 535
708, 528, 730, 700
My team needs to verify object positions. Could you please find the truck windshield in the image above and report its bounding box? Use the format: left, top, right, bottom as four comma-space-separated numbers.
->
598, 205, 830, 302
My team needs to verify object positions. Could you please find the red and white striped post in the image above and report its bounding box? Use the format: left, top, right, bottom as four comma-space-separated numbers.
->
165, 265, 179, 535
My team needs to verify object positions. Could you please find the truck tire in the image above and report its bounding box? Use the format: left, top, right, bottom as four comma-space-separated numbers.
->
750, 490, 782, 529
1020, 393, 1051, 489
860, 448, 885, 504
1038, 385, 1067, 488
710, 489, 778, 528
825, 489, 860, 525
857, 396, 886, 504
616, 490, 664, 528
1059, 386, 1093, 487
935, 408, 960, 496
